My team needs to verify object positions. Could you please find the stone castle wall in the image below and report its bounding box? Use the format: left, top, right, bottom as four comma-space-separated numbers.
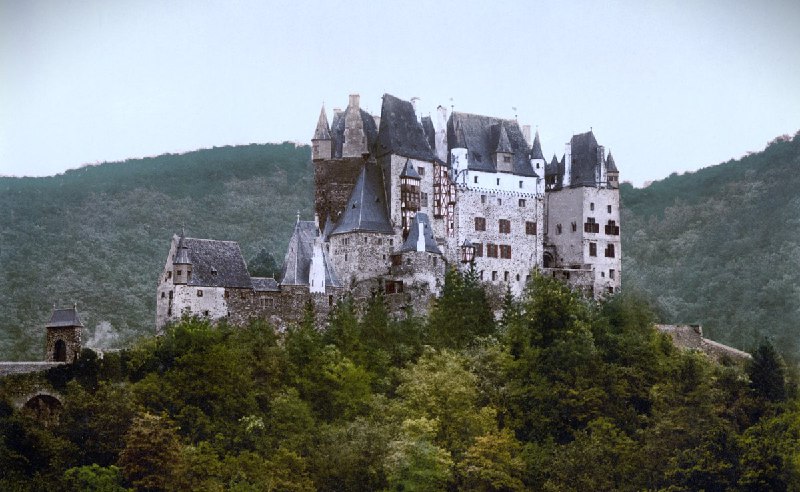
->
314, 157, 364, 227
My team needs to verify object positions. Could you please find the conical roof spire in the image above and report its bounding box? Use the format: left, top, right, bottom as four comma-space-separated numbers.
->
495, 124, 513, 154
312, 104, 332, 140
606, 150, 618, 173
400, 159, 421, 179
531, 129, 544, 160
331, 161, 393, 235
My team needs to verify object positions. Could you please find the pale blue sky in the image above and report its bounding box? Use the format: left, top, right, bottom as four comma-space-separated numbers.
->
1, 0, 798, 185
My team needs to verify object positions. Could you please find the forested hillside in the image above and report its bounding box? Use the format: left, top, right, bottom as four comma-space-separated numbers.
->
2, 274, 797, 490
0, 143, 313, 360
622, 132, 800, 361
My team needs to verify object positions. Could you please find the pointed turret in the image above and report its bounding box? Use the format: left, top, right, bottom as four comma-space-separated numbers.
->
45, 304, 83, 362
606, 150, 619, 189
495, 125, 513, 153
330, 162, 393, 236
312, 104, 333, 160
531, 129, 544, 161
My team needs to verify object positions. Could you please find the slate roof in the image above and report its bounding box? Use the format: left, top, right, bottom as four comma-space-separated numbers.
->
321, 216, 335, 241
569, 131, 602, 187
174, 234, 191, 264
421, 116, 437, 153
312, 105, 332, 140
179, 237, 252, 289
46, 307, 83, 328
606, 151, 618, 173
398, 213, 442, 254
531, 130, 545, 160
251, 277, 280, 292
545, 154, 560, 177
331, 162, 394, 235
400, 159, 421, 179
376, 94, 436, 162
446, 112, 536, 176
280, 221, 341, 287
330, 107, 379, 158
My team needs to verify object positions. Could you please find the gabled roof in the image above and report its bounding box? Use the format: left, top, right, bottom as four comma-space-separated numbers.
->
531, 130, 545, 160
251, 277, 280, 292
446, 112, 535, 176
312, 105, 332, 140
399, 213, 442, 254
280, 221, 341, 287
606, 151, 618, 173
569, 131, 602, 187
46, 306, 83, 328
330, 107, 379, 158
376, 94, 436, 161
400, 159, 421, 179
331, 162, 394, 235
180, 237, 252, 288
494, 124, 514, 154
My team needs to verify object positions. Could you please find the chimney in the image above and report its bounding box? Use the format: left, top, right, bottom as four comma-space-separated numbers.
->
411, 97, 422, 124
522, 125, 531, 145
348, 94, 360, 110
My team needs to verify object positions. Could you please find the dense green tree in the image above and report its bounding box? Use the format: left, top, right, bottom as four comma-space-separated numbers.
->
749, 340, 788, 403
63, 464, 129, 492
427, 266, 495, 349
117, 413, 184, 491
456, 428, 526, 491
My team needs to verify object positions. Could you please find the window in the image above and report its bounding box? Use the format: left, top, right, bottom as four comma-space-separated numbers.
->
364, 237, 368, 244
519, 198, 526, 207
500, 244, 512, 259
344, 253, 348, 261
526, 221, 537, 235
177, 269, 182, 276
503, 155, 511, 163
418, 166, 425, 176
584, 217, 600, 233
203, 310, 209, 316
211, 268, 217, 276
474, 242, 484, 257
516, 273, 520, 281
499, 219, 511, 234
590, 202, 595, 211
504, 271, 510, 281
519, 180, 523, 189
605, 220, 620, 235
161, 292, 165, 298
608, 286, 614, 294
480, 270, 484, 280
197, 289, 203, 297
389, 239, 394, 246
556, 224, 562, 234
605, 244, 616, 258
481, 195, 486, 204
589, 242, 597, 257
492, 271, 498, 281
487, 243, 498, 258
421, 192, 428, 207
496, 178, 500, 185
167, 271, 172, 279
609, 269, 616, 279
240, 291, 248, 299
475, 217, 486, 231
497, 198, 502, 205
601, 271, 605, 278
571, 222, 577, 232
607, 205, 612, 213
474, 176, 479, 184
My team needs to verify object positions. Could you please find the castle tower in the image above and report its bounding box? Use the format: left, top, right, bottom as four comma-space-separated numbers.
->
312, 105, 332, 161
45, 304, 82, 362
343, 94, 368, 157
172, 232, 192, 285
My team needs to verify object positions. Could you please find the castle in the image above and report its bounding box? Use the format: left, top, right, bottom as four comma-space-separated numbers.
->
156, 93, 621, 331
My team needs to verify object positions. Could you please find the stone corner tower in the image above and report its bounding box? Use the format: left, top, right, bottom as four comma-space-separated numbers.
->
45, 304, 83, 362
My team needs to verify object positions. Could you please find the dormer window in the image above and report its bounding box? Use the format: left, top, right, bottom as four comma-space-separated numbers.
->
211, 268, 218, 276
503, 155, 511, 163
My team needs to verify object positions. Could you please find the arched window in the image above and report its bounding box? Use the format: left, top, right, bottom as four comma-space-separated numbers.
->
54, 340, 67, 362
